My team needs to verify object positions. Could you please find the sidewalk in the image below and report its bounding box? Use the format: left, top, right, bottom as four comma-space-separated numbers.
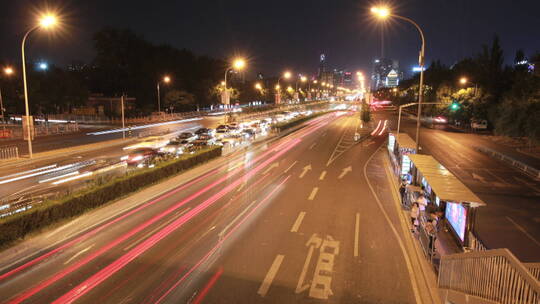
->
367, 148, 443, 304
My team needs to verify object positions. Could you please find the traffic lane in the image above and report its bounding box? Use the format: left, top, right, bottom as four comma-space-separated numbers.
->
1, 115, 221, 155
0, 121, 212, 199
200, 121, 416, 303
1, 111, 338, 300
49, 114, 336, 303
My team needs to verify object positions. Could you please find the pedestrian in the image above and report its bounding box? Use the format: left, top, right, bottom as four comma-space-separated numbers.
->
410, 202, 419, 233
425, 218, 437, 254
399, 179, 407, 205
417, 194, 427, 215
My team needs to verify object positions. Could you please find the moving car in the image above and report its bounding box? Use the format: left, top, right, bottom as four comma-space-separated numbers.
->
125, 148, 158, 166
123, 136, 170, 150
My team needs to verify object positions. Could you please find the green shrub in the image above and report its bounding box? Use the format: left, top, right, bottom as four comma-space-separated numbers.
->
0, 147, 222, 247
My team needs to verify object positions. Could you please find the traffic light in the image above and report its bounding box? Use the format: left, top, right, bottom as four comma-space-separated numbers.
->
450, 102, 460, 111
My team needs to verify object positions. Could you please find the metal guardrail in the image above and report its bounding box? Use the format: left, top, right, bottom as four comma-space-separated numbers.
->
524, 263, 540, 281
477, 146, 540, 179
0, 146, 18, 160
438, 248, 540, 303
468, 231, 488, 251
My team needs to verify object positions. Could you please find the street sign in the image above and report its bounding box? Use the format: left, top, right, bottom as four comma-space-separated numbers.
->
22, 115, 35, 140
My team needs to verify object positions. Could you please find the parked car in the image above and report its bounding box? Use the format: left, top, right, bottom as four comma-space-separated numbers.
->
471, 119, 488, 130
159, 140, 192, 155
177, 132, 196, 141
125, 148, 158, 166
195, 128, 214, 136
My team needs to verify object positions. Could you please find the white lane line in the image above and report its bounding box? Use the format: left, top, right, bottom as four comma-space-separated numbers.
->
319, 171, 327, 181
506, 216, 540, 247
309, 142, 317, 150
308, 187, 319, 201
236, 182, 246, 192
257, 254, 285, 297
290, 212, 306, 233
284, 161, 298, 173
354, 213, 360, 257
64, 244, 95, 265
219, 200, 258, 240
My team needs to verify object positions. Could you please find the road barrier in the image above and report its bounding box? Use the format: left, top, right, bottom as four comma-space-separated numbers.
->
438, 248, 540, 304
0, 146, 18, 160
476, 146, 540, 179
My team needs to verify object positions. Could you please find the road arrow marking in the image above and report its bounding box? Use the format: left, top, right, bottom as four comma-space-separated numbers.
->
319, 171, 327, 181
299, 165, 312, 178
262, 162, 279, 175
338, 166, 352, 179
309, 142, 317, 150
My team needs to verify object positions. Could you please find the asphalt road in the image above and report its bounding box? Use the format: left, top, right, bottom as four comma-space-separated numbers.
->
0, 112, 421, 303
0, 116, 223, 201
389, 111, 540, 262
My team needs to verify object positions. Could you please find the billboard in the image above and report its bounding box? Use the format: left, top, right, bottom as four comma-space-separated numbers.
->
446, 203, 467, 242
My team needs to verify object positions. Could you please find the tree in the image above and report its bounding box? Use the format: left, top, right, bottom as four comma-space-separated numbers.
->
164, 89, 195, 111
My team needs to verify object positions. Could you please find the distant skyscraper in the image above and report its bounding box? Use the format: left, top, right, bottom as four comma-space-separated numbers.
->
318, 53, 326, 77
371, 58, 399, 90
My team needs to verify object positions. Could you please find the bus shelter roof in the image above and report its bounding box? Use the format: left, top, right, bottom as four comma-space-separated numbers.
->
395, 133, 417, 150
408, 154, 486, 207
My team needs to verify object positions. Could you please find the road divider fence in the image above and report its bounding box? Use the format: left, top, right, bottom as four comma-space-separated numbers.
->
0, 146, 18, 160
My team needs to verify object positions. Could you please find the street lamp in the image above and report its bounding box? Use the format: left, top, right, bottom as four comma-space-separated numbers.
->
156, 75, 171, 113
21, 13, 58, 158
1, 67, 15, 127
223, 58, 246, 106
459, 76, 478, 96
372, 5, 425, 151
275, 71, 292, 105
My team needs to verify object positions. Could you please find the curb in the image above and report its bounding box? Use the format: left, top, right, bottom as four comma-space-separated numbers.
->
476, 146, 540, 180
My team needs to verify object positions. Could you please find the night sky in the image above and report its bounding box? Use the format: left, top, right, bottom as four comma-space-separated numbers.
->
1, 0, 539, 78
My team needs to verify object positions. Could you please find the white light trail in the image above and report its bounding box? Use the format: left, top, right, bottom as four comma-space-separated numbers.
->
0, 163, 79, 185
86, 118, 203, 136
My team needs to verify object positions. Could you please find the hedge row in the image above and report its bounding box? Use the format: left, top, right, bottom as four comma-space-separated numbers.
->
275, 111, 330, 131
0, 146, 222, 247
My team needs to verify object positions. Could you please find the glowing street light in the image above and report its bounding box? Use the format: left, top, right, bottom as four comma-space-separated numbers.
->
459, 77, 468, 85
371, 5, 425, 150
157, 75, 172, 113
21, 12, 60, 158
1, 67, 15, 126
223, 57, 247, 105
459, 76, 478, 96
283, 71, 292, 79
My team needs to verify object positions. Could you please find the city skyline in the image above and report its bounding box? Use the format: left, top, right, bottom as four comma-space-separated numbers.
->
0, 0, 539, 78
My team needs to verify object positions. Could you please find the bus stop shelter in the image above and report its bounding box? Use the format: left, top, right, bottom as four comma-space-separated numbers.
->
408, 154, 486, 249
388, 133, 417, 183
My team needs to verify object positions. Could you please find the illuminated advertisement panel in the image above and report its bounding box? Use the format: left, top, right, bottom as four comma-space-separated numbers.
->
446, 202, 467, 242
401, 154, 411, 175
388, 134, 395, 152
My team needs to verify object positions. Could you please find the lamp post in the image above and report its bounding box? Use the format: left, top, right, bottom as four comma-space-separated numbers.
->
372, 6, 425, 151
1, 67, 14, 128
223, 58, 246, 107
156, 75, 171, 113
459, 77, 478, 97
276, 71, 291, 105
21, 14, 58, 158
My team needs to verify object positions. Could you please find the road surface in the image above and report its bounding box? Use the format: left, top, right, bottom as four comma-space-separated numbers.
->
0, 111, 423, 303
